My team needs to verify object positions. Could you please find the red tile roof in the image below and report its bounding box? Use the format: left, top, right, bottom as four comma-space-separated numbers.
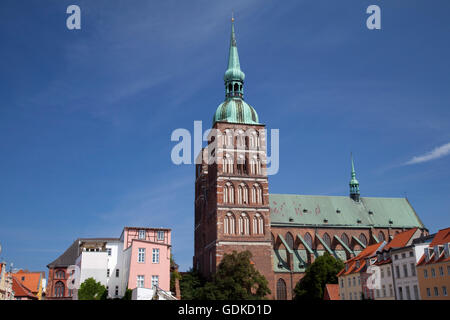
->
324, 284, 340, 300
13, 270, 44, 294
338, 243, 384, 276
417, 228, 450, 266
12, 276, 37, 299
383, 228, 419, 251
430, 227, 450, 247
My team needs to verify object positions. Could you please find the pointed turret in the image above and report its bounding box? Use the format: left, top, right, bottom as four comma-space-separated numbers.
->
349, 153, 360, 201
224, 16, 245, 99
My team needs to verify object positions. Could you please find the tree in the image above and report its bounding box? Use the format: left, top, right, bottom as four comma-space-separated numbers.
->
179, 268, 205, 300
170, 255, 181, 294
197, 250, 271, 300
77, 277, 107, 300
122, 288, 132, 300
293, 252, 344, 300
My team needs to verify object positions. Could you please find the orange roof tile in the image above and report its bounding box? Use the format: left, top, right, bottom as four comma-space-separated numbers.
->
430, 227, 450, 247
324, 284, 340, 300
383, 228, 418, 251
12, 276, 37, 299
338, 243, 384, 276
13, 270, 44, 294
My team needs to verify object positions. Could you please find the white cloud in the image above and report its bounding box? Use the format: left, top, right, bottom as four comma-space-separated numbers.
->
405, 142, 450, 165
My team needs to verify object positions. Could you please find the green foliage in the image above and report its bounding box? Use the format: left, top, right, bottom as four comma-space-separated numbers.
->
122, 288, 132, 300
293, 253, 344, 300
180, 251, 271, 300
170, 255, 181, 293
77, 277, 107, 300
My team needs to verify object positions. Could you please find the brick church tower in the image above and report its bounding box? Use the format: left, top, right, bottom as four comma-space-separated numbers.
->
194, 18, 274, 291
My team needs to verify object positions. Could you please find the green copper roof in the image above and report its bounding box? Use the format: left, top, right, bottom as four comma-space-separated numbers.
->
224, 21, 245, 83
269, 194, 425, 229
350, 154, 360, 196
213, 98, 259, 125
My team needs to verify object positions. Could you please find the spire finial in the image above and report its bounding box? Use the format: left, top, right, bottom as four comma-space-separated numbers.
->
349, 153, 360, 201
224, 15, 245, 99
231, 10, 234, 22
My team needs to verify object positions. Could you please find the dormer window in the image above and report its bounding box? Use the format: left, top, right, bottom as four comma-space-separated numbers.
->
356, 261, 360, 268
138, 230, 146, 240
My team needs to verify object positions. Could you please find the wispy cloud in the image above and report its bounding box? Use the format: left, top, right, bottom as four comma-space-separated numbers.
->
405, 142, 450, 165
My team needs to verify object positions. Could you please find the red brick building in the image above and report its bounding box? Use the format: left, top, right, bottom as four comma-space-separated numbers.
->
193, 20, 428, 300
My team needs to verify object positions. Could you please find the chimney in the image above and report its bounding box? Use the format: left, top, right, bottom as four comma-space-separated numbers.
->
424, 248, 430, 262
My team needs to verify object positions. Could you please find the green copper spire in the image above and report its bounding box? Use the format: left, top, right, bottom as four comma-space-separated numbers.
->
224, 16, 245, 98
213, 16, 260, 126
349, 153, 360, 201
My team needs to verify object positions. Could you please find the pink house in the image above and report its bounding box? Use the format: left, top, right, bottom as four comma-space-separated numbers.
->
122, 227, 172, 292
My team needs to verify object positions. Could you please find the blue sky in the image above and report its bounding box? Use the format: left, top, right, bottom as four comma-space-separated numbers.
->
0, 0, 449, 273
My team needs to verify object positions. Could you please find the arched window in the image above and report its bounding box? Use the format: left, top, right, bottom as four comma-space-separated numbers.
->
359, 233, 368, 246
251, 183, 263, 204
252, 213, 264, 235
378, 231, 385, 242
234, 83, 239, 92
237, 183, 248, 204
304, 232, 313, 249
56, 270, 65, 279
223, 184, 228, 203
224, 182, 234, 204
250, 157, 256, 174
224, 212, 235, 235
239, 213, 249, 235
256, 157, 262, 175
55, 281, 65, 297
323, 233, 331, 248
276, 279, 287, 300
223, 154, 233, 174
228, 83, 232, 92
286, 232, 294, 250
341, 233, 349, 247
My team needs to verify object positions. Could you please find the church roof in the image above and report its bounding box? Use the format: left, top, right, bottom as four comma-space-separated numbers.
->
269, 194, 425, 229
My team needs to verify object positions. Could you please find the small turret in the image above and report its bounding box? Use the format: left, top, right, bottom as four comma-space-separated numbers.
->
349, 153, 360, 201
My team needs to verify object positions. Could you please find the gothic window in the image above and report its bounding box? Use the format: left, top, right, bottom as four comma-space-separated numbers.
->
250, 157, 256, 174
378, 231, 385, 242
359, 233, 368, 247
225, 213, 235, 235
55, 270, 65, 279
54, 281, 65, 297
253, 213, 264, 235
256, 157, 262, 175
223, 184, 228, 203
237, 183, 248, 204
238, 213, 249, 235
341, 233, 350, 247
223, 154, 233, 173
276, 278, 287, 300
234, 83, 239, 92
223, 182, 234, 204
286, 232, 294, 250
251, 183, 263, 204
323, 233, 331, 248
304, 232, 313, 249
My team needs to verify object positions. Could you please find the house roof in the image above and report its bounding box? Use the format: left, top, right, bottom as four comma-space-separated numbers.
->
13, 270, 44, 294
430, 227, 450, 247
47, 239, 81, 268
269, 194, 425, 229
12, 276, 37, 299
324, 284, 340, 300
337, 243, 384, 276
382, 228, 419, 251
417, 228, 450, 266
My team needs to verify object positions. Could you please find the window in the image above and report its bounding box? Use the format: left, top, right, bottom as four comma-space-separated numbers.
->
276, 278, 287, 300
107, 248, 112, 256
413, 285, 419, 300
424, 269, 428, 278
152, 248, 160, 263
237, 184, 249, 204
107, 269, 110, 277
252, 213, 264, 235
340, 279, 344, 288
304, 232, 313, 249
406, 286, 411, 300
54, 281, 65, 297
443, 286, 447, 296
381, 269, 384, 278
115, 286, 119, 296
55, 270, 65, 279
349, 292, 353, 300
116, 269, 119, 277
382, 285, 386, 297
359, 234, 367, 247
403, 264, 408, 277
224, 182, 234, 204
358, 276, 360, 285
378, 231, 385, 242
323, 233, 331, 249
138, 248, 145, 263
398, 287, 403, 300
409, 251, 414, 257
411, 263, 416, 277
426, 288, 431, 297
152, 275, 159, 288
341, 234, 349, 247
138, 229, 146, 240
376, 289, 380, 298
285, 232, 294, 250
238, 213, 249, 235
137, 275, 145, 288
157, 230, 165, 241
389, 284, 393, 297
348, 278, 351, 287
431, 268, 436, 278
396, 266, 401, 278
394, 254, 398, 260
352, 277, 356, 286
401, 253, 406, 259
434, 287, 439, 296
224, 212, 235, 235
387, 267, 391, 277
251, 184, 263, 204
439, 266, 444, 276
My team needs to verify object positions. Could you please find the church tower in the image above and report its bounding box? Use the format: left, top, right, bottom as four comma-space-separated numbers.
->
349, 153, 360, 202
194, 18, 273, 292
